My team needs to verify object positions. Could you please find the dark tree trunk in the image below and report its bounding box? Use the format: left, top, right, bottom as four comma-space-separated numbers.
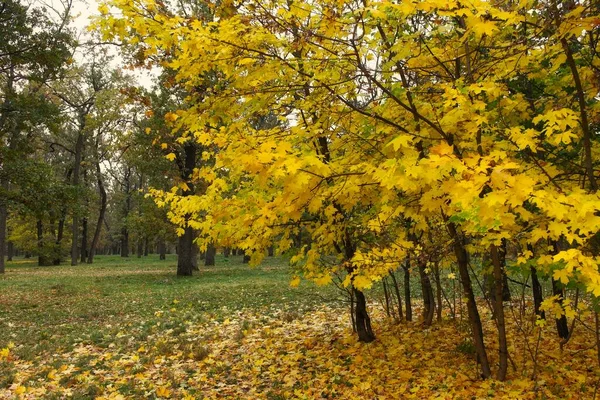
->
417, 256, 435, 326
552, 278, 570, 339
7, 241, 13, 262
389, 271, 403, 321
80, 217, 88, 263
491, 244, 508, 381
87, 159, 107, 264
120, 167, 131, 258
223, 247, 231, 257
268, 246, 274, 257
448, 222, 491, 379
0, 183, 6, 273
37, 220, 51, 266
242, 251, 250, 263
71, 129, 85, 266
137, 239, 143, 258
144, 237, 149, 256
382, 278, 391, 317
205, 243, 216, 266
434, 263, 443, 322
158, 238, 166, 260
403, 261, 412, 322
177, 141, 197, 275
550, 240, 569, 339
120, 227, 129, 257
54, 213, 66, 265
531, 266, 545, 319
353, 287, 375, 342
177, 226, 195, 276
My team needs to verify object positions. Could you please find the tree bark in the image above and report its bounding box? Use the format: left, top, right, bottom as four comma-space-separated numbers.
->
531, 266, 545, 319
144, 237, 149, 256
434, 262, 443, 322
120, 227, 129, 257
137, 238, 143, 258
403, 261, 412, 322
37, 219, 51, 266
177, 141, 197, 274
0, 196, 6, 273
87, 159, 106, 264
552, 278, 570, 339
223, 247, 231, 257
550, 240, 569, 339
491, 244, 508, 381
80, 217, 88, 263
417, 256, 435, 326
177, 226, 195, 276
7, 241, 13, 262
205, 242, 216, 266
389, 271, 403, 321
120, 167, 131, 258
70, 128, 85, 266
353, 286, 375, 342
448, 222, 491, 379
158, 237, 166, 260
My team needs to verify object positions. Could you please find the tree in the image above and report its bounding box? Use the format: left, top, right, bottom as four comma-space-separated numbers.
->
0, 0, 74, 272
98, 0, 600, 378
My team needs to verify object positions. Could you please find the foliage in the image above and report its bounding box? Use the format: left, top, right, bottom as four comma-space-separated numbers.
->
1, 256, 600, 399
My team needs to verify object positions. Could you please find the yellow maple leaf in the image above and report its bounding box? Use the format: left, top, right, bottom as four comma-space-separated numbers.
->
290, 276, 301, 287
156, 385, 172, 398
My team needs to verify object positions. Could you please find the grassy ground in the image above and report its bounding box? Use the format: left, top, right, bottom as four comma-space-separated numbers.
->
2, 255, 599, 399
0, 254, 338, 362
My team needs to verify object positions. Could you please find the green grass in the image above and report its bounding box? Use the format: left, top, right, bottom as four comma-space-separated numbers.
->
0, 254, 338, 362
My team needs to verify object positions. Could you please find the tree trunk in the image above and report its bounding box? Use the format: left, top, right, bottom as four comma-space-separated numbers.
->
403, 261, 412, 322
0, 197, 6, 273
87, 160, 107, 264
552, 278, 570, 339
551, 240, 569, 339
37, 219, 51, 266
242, 251, 250, 263
434, 263, 443, 322
144, 237, 149, 256
223, 247, 231, 257
353, 287, 376, 342
80, 217, 88, 263
177, 141, 197, 275
177, 226, 195, 276
491, 244, 508, 381
53, 211, 66, 265
71, 129, 85, 266
389, 271, 403, 321
448, 222, 491, 379
531, 266, 545, 319
120, 167, 131, 258
137, 239, 143, 258
158, 238, 166, 260
417, 256, 435, 326
205, 242, 216, 266
7, 241, 13, 262
268, 246, 274, 256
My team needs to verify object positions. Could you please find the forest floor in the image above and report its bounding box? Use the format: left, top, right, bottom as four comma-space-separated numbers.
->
0, 255, 598, 399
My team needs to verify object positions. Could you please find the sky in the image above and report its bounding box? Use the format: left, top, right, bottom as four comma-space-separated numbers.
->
48, 0, 158, 88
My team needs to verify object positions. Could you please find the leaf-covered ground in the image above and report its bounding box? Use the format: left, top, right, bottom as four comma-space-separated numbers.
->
1, 256, 598, 399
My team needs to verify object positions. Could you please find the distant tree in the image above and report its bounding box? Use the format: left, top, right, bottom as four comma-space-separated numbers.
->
0, 0, 74, 272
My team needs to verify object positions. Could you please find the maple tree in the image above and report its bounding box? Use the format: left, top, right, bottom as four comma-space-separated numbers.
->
94, 0, 600, 381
